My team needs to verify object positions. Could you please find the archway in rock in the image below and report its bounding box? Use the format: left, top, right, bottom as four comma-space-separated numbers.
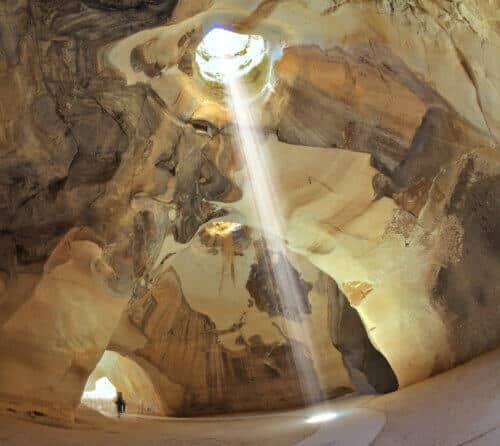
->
80, 351, 164, 416
1, 0, 500, 435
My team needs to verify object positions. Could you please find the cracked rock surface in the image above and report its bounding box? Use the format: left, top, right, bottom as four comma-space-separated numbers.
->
0, 0, 499, 420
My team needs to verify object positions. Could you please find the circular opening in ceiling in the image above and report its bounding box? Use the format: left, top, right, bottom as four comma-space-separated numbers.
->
194, 28, 271, 97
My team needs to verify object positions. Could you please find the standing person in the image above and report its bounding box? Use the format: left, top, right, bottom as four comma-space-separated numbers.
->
114, 392, 126, 418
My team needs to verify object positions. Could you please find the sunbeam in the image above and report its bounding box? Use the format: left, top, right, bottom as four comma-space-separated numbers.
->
225, 63, 323, 407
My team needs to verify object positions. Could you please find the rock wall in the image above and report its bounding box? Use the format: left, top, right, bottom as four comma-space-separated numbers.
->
0, 229, 127, 420
1, 0, 500, 420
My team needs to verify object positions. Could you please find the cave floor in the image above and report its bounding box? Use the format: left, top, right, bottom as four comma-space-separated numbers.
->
1, 348, 500, 446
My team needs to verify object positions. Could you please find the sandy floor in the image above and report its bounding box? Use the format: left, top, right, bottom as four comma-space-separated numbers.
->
0, 403, 382, 446
1, 348, 500, 446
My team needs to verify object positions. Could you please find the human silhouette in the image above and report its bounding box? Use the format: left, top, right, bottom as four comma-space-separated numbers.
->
114, 391, 126, 418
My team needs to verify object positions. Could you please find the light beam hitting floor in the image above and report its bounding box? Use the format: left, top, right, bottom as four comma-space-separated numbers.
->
224, 60, 324, 408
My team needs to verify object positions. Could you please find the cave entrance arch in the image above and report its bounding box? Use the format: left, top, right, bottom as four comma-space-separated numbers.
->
80, 350, 164, 416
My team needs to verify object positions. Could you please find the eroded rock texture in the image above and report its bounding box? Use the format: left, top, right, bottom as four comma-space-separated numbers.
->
246, 239, 312, 321
1, 0, 500, 421
114, 268, 347, 416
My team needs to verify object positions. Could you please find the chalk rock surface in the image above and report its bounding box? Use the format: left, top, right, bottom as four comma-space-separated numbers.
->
0, 0, 499, 419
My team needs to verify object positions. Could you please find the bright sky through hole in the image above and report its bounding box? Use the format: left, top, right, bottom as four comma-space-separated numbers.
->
82, 377, 117, 400
195, 28, 267, 82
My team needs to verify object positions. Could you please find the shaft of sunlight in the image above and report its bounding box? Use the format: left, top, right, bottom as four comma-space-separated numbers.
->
225, 70, 323, 406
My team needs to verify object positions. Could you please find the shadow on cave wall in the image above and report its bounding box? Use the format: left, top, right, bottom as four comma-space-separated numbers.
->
317, 273, 398, 394
432, 164, 500, 368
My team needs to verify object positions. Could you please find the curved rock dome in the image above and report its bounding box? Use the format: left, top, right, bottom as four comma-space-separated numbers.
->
1, 0, 500, 444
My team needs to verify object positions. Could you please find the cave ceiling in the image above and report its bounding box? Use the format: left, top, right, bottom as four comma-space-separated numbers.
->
0, 0, 500, 420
